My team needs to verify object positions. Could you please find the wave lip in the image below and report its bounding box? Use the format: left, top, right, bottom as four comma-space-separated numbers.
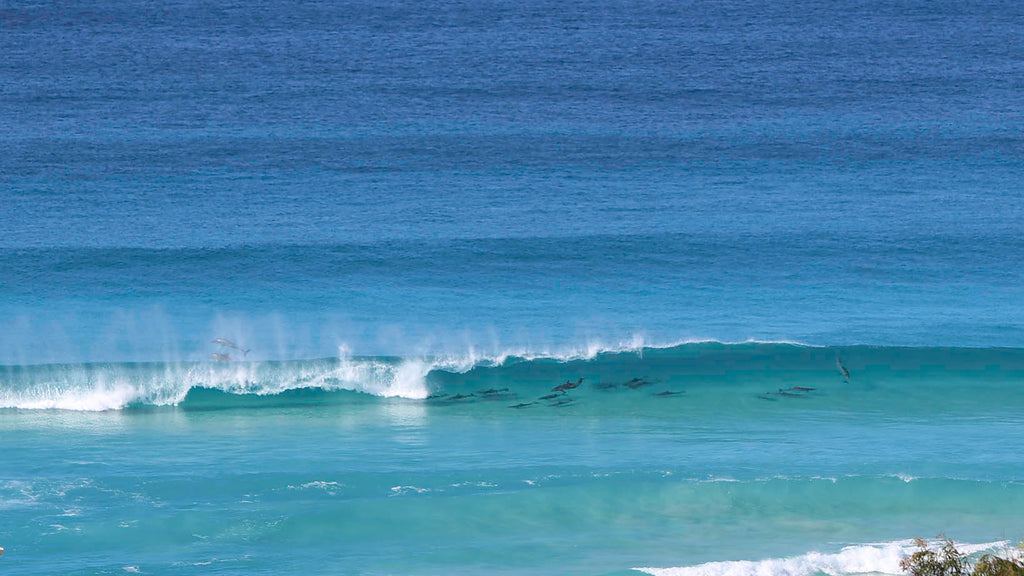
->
0, 337, 668, 411
635, 540, 1010, 576
0, 353, 440, 411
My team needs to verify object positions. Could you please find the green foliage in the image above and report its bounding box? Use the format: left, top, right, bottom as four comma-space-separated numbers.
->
901, 537, 970, 576
973, 555, 1024, 576
901, 537, 1024, 576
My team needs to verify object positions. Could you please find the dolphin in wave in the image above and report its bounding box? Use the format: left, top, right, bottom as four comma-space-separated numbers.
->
625, 377, 655, 389
552, 377, 584, 393
213, 338, 250, 356
836, 356, 851, 381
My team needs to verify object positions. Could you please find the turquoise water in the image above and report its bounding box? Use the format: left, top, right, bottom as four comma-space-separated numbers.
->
3, 344, 1024, 574
3, 0, 1024, 573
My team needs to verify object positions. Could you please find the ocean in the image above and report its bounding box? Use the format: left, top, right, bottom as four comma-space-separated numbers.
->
1, 0, 1023, 574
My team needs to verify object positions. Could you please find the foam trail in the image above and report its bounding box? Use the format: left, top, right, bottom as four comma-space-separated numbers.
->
0, 342, 555, 410
635, 540, 1010, 576
482, 333, 658, 363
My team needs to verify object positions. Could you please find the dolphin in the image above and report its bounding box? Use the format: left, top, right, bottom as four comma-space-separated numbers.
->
213, 338, 251, 356
478, 388, 510, 396
837, 357, 851, 381
625, 377, 654, 389
653, 390, 685, 397
777, 390, 808, 398
449, 393, 475, 400
510, 402, 535, 409
790, 386, 816, 392
539, 393, 563, 400
552, 377, 584, 393
210, 352, 232, 362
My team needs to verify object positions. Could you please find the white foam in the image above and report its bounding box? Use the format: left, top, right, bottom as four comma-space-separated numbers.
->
389, 485, 430, 496
287, 481, 342, 495
457, 332, 660, 364
0, 362, 194, 411
0, 350, 445, 409
636, 539, 1010, 576
293, 481, 340, 489
0, 337, 823, 410
8, 380, 140, 411
450, 481, 497, 488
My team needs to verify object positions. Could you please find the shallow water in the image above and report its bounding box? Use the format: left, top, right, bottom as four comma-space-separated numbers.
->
3, 344, 1024, 574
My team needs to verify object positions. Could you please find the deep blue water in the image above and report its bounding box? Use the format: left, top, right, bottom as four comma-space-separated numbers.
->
3, 0, 1024, 361
1, 0, 1023, 574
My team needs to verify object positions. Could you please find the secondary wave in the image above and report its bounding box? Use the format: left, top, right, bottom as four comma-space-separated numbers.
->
636, 539, 1012, 576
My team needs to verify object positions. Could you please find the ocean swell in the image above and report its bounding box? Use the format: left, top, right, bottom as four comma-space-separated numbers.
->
2, 341, 1023, 412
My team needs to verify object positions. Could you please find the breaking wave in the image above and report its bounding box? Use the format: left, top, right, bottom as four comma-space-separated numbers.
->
0, 350, 466, 410
2, 340, 1023, 411
0, 338, 660, 411
636, 539, 1012, 576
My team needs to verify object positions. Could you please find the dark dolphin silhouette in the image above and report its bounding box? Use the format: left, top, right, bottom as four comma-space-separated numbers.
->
625, 377, 654, 389
777, 390, 808, 398
552, 377, 584, 393
837, 356, 851, 380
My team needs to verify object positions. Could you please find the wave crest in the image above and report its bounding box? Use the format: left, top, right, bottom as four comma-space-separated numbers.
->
0, 337, 666, 411
5, 340, 1022, 412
